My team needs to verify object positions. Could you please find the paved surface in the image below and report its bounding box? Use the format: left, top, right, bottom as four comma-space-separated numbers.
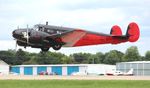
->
0, 75, 150, 80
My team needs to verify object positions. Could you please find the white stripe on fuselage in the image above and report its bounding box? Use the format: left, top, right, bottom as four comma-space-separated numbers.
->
61, 30, 86, 47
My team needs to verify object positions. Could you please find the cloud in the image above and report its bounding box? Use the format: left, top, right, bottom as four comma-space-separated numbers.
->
52, 0, 150, 10
0, 0, 150, 55
0, 2, 126, 39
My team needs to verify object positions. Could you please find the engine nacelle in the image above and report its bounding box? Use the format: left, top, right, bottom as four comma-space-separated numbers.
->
17, 41, 27, 46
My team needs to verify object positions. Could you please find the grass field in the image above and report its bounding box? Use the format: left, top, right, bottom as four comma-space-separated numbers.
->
0, 80, 150, 88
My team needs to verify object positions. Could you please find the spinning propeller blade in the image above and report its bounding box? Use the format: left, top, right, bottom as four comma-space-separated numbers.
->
27, 25, 29, 44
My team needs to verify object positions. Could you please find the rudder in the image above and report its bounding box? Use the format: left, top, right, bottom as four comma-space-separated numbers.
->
126, 22, 140, 42
110, 25, 122, 36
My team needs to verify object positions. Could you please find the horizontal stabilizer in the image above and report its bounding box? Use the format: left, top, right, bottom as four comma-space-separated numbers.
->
111, 22, 140, 44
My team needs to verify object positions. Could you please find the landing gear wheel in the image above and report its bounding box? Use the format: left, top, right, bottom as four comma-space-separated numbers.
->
52, 44, 62, 50
41, 47, 49, 52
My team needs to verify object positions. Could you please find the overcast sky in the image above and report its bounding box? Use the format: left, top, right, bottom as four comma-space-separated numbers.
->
0, 0, 150, 55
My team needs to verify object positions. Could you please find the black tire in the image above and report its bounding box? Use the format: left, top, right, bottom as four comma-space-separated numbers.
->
41, 47, 49, 52
52, 44, 62, 50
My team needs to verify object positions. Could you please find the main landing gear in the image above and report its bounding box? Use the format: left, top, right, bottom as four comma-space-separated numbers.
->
41, 47, 50, 52
41, 44, 62, 52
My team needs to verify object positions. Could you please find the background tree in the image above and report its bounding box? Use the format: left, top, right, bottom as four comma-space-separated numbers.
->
145, 51, 150, 61
103, 50, 124, 65
35, 51, 66, 64
61, 56, 73, 64
0, 49, 16, 65
122, 46, 141, 61
88, 52, 104, 64
23, 53, 38, 64
71, 53, 92, 64
15, 49, 30, 65
0, 46, 147, 65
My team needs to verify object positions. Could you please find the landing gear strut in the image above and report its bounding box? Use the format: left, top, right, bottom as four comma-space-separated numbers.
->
41, 47, 49, 52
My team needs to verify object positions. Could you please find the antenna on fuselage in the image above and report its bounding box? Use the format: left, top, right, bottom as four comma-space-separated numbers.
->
46, 21, 48, 25
17, 26, 19, 29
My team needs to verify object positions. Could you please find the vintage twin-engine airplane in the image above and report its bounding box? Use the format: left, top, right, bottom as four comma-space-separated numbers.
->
12, 22, 140, 52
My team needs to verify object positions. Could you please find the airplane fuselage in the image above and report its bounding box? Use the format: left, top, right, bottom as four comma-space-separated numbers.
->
12, 22, 140, 52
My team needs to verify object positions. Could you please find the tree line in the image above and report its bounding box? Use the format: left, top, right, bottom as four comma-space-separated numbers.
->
0, 46, 150, 65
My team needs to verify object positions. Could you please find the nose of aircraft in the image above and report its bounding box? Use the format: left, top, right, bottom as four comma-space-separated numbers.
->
12, 29, 22, 39
12, 30, 16, 35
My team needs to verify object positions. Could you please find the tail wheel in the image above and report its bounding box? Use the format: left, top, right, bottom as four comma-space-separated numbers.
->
41, 47, 49, 52
52, 44, 62, 50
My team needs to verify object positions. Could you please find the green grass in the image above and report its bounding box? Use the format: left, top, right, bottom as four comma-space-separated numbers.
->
0, 80, 150, 88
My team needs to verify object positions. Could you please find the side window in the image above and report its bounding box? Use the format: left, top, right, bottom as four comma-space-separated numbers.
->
47, 29, 51, 33
46, 29, 54, 33
56, 30, 62, 34
42, 27, 45, 32
38, 27, 42, 31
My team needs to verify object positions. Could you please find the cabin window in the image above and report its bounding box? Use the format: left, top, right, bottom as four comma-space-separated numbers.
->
38, 27, 42, 31
33, 26, 38, 31
47, 29, 51, 32
46, 29, 54, 33
56, 30, 62, 34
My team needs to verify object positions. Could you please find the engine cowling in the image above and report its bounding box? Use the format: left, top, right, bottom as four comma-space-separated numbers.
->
17, 41, 27, 46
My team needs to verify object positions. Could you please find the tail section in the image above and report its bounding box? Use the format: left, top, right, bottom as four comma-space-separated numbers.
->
110, 25, 122, 36
111, 22, 140, 44
126, 68, 133, 75
126, 22, 140, 42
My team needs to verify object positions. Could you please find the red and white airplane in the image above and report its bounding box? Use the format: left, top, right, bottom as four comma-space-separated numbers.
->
106, 68, 134, 76
12, 22, 140, 52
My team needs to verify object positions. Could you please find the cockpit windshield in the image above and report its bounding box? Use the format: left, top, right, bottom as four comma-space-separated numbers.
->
33, 25, 39, 31
33, 25, 43, 31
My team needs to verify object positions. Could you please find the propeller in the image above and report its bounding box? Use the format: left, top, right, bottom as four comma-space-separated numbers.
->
15, 40, 17, 51
14, 26, 19, 52
26, 25, 29, 44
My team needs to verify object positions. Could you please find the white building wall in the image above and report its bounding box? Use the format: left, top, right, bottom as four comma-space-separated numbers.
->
62, 66, 67, 75
20, 66, 24, 75
33, 66, 37, 75
87, 64, 116, 75
0, 65, 9, 75
47, 66, 51, 74
79, 66, 87, 73
10, 64, 116, 76
116, 61, 150, 76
